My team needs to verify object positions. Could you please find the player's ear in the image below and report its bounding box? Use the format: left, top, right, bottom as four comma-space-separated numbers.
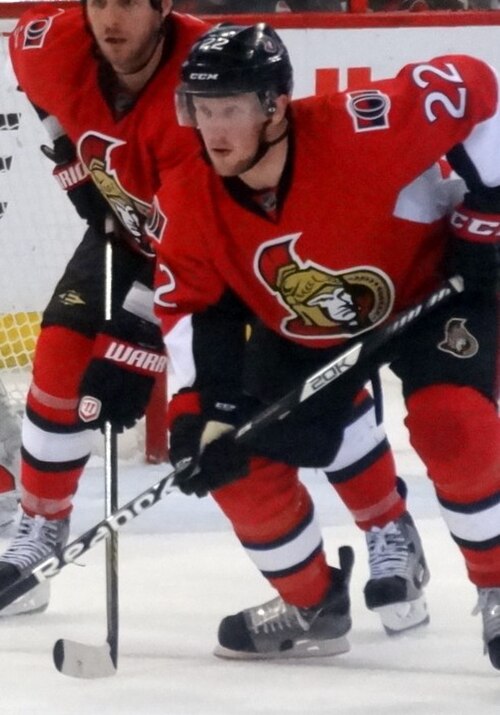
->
161, 0, 173, 18
270, 95, 290, 125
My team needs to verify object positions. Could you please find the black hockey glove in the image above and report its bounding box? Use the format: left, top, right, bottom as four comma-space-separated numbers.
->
449, 195, 500, 294
41, 134, 108, 232
168, 391, 254, 497
78, 312, 166, 433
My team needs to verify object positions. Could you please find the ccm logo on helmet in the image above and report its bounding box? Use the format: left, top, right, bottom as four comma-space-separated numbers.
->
189, 73, 219, 80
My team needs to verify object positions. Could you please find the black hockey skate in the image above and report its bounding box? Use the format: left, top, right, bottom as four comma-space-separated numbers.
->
214, 546, 354, 660
364, 511, 430, 634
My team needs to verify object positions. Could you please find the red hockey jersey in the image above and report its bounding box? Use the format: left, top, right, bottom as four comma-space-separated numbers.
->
151, 55, 499, 376
9, 6, 208, 247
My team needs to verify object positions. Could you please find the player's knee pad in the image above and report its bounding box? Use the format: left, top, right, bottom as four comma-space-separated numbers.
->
405, 384, 499, 494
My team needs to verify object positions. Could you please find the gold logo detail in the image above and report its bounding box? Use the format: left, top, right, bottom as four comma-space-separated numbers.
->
58, 290, 86, 306
256, 234, 394, 340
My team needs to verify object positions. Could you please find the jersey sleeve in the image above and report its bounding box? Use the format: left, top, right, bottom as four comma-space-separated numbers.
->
9, 6, 86, 113
150, 185, 239, 396
383, 56, 500, 296
400, 55, 500, 188
336, 55, 500, 192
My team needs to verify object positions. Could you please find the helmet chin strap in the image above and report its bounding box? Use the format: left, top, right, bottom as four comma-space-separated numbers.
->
239, 120, 289, 174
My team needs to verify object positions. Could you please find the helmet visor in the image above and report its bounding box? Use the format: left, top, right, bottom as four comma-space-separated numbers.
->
175, 86, 268, 129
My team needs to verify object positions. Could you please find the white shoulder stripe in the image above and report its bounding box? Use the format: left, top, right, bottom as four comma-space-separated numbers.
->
462, 68, 500, 187
394, 164, 465, 224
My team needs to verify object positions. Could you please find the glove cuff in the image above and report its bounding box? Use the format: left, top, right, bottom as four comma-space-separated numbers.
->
94, 334, 166, 377
450, 203, 500, 244
168, 390, 259, 433
53, 159, 89, 192
167, 390, 202, 431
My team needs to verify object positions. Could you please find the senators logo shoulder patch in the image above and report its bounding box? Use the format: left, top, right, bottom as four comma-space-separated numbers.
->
438, 318, 479, 358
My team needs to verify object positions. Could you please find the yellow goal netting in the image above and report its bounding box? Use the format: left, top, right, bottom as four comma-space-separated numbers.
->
0, 312, 41, 370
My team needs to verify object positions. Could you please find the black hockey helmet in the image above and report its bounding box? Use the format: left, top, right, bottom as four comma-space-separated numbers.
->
176, 23, 293, 126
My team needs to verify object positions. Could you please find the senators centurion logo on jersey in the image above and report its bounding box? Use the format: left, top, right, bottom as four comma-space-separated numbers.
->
78, 132, 154, 256
346, 90, 391, 132
256, 234, 394, 340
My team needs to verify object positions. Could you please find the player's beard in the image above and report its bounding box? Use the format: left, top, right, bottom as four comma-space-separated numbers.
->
105, 27, 164, 77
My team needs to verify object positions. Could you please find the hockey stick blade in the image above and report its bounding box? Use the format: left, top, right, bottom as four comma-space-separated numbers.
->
0, 276, 463, 617
53, 638, 116, 679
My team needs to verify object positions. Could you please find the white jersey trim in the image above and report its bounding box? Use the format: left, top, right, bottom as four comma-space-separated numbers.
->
394, 163, 465, 224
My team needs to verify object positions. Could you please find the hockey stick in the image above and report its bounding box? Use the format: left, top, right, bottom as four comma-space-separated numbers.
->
104, 425, 119, 668
52, 425, 119, 678
53, 238, 120, 678
0, 276, 463, 647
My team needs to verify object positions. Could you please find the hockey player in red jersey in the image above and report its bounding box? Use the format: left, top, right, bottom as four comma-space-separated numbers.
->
2, 2, 429, 632
0, 0, 210, 614
152, 24, 500, 665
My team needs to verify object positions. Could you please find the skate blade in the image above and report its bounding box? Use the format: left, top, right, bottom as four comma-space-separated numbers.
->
213, 635, 350, 660
0, 581, 50, 617
373, 594, 429, 635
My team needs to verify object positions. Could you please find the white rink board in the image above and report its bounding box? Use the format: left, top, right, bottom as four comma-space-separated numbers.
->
280, 24, 500, 95
2, 17, 500, 309
0, 26, 84, 313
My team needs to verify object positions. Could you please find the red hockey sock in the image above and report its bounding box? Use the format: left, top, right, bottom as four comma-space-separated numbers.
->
21, 326, 94, 519
27, 326, 94, 423
332, 449, 406, 530
325, 386, 406, 530
267, 551, 332, 608
212, 459, 332, 608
